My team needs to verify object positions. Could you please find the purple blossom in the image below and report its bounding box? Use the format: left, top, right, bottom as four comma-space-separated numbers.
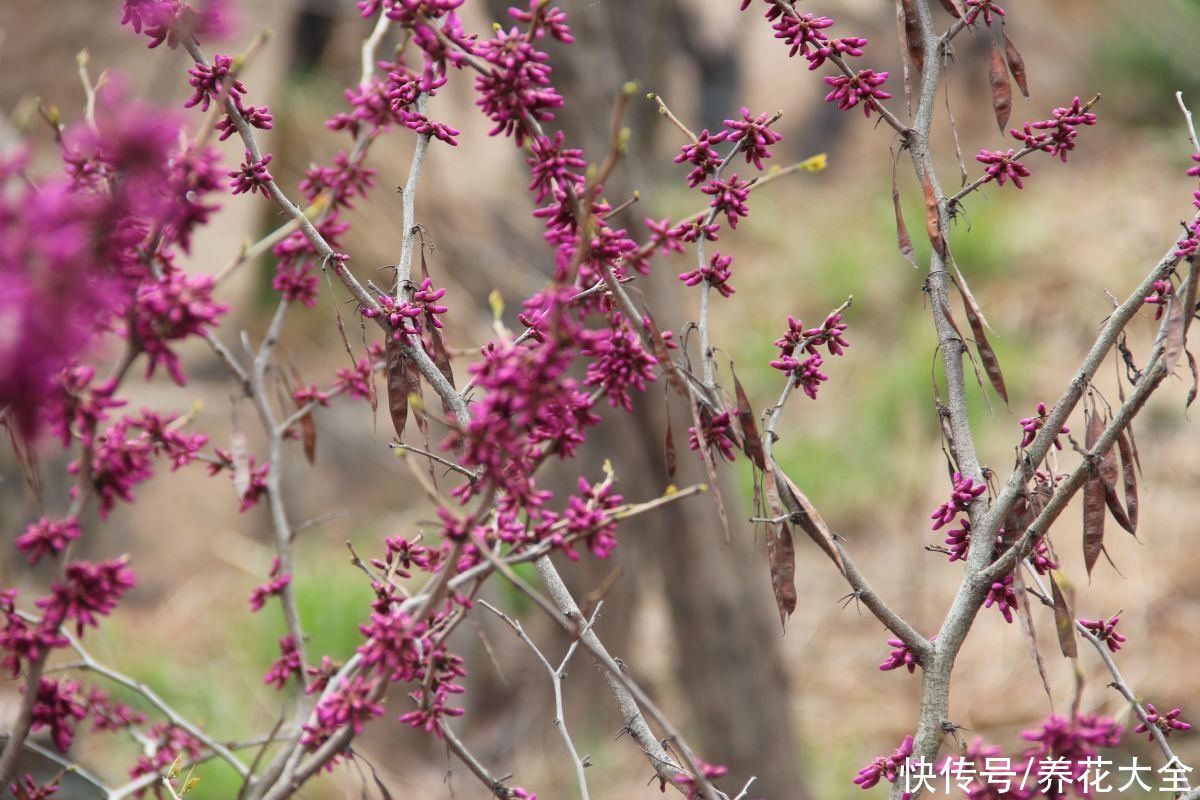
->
527, 131, 585, 203
976, 149, 1032, 189
1144, 279, 1174, 320
0, 600, 68, 678
1018, 402, 1069, 449
964, 0, 1006, 27
1010, 97, 1099, 163
771, 13, 835, 58
724, 108, 783, 170
36, 557, 136, 635
824, 69, 892, 117
399, 110, 461, 146
701, 174, 752, 230
804, 36, 869, 71
301, 676, 385, 749
8, 774, 60, 800
879, 638, 925, 673
983, 573, 1018, 623
30, 678, 88, 752
228, 151, 274, 196
1135, 704, 1191, 739
475, 27, 563, 145
582, 319, 658, 412
689, 410, 737, 463
15, 518, 82, 566
672, 760, 728, 800
184, 53, 244, 111
361, 292, 422, 341
930, 472, 986, 530
679, 252, 736, 297
132, 270, 227, 385
264, 635, 302, 689
559, 476, 623, 559
1078, 613, 1126, 653
675, 129, 729, 188
509, 1, 573, 43
249, 557, 292, 612
853, 734, 913, 790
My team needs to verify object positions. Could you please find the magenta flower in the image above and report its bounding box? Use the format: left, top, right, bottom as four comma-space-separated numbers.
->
1018, 402, 1069, 449
984, 573, 1018, 623
131, 270, 227, 385
249, 557, 292, 612
853, 734, 913, 790
399, 110, 461, 146
688, 410, 737, 463
644, 217, 686, 255
0, 605, 68, 678
36, 557, 136, 635
475, 27, 563, 145
184, 53, 244, 112
583, 320, 658, 412
301, 676, 385, 749
1010, 97, 1099, 163
675, 129, 729, 188
561, 475, 623, 559
8, 774, 60, 800
1135, 704, 1191, 739
805, 36, 869, 71
679, 252, 736, 297
228, 151, 274, 196
824, 69, 892, 117
964, 0, 1006, 27
217, 103, 273, 140
879, 638, 926, 673
976, 149, 1032, 189
943, 520, 971, 562
1078, 613, 1126, 653
701, 174, 752, 229
724, 108, 783, 170
15, 518, 82, 566
772, 12, 835, 58
672, 759, 728, 800
670, 219, 721, 244
361, 292, 422, 340
29, 678, 88, 752
264, 635, 302, 689
527, 131, 585, 203
1144, 279, 1174, 320
930, 472, 987, 530
509, 1, 573, 42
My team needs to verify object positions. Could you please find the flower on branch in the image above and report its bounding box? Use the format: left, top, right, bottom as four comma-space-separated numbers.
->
879, 637, 928, 674
976, 149, 1032, 189
228, 151, 273, 196
1078, 613, 1126, 653
930, 472, 987, 530
770, 12, 835, 58
1135, 704, 1191, 739
679, 252, 735, 297
1018, 402, 1069, 449
184, 53, 244, 112
853, 734, 913, 790
582, 316, 658, 412
16, 518, 82, 566
701, 174, 752, 230
249, 556, 291, 612
1010, 97, 1099, 163
964, 0, 1006, 27
30, 678, 88, 753
804, 36, 869, 71
37, 557, 136, 635
688, 409, 737, 463
675, 129, 729, 188
264, 635, 302, 689
983, 573, 1018, 623
824, 69, 892, 117
724, 108, 783, 170
509, 1, 573, 43
672, 760, 728, 800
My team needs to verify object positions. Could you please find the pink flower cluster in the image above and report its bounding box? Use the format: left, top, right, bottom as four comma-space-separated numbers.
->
769, 313, 850, 400
1018, 402, 1069, 449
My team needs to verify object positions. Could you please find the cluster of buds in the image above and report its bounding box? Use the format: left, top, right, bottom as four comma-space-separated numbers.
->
769, 313, 850, 400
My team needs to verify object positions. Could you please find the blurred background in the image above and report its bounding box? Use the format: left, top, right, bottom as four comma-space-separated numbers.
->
2, 0, 1200, 797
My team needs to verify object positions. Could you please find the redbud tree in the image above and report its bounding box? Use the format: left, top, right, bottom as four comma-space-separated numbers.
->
1, 1, 1199, 799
